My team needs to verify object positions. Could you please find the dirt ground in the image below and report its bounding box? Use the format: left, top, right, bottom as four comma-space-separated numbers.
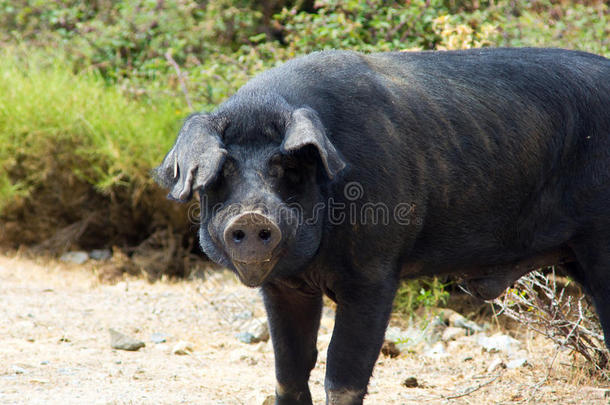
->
0, 253, 608, 405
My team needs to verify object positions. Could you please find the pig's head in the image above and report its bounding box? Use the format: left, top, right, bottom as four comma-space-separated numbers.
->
154, 95, 345, 287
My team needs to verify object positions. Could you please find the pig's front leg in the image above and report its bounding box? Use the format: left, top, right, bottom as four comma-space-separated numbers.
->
262, 281, 323, 405
324, 277, 398, 405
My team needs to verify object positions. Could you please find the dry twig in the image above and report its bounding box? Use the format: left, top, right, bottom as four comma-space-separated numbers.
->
443, 373, 503, 400
494, 269, 609, 379
165, 51, 193, 110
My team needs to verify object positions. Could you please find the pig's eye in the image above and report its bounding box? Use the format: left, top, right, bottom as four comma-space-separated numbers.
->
206, 160, 235, 193
280, 157, 302, 184
269, 164, 284, 179
221, 159, 237, 178
205, 173, 223, 192
268, 155, 303, 185
284, 167, 301, 184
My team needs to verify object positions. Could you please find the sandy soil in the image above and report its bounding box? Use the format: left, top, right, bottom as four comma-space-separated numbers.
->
0, 253, 608, 405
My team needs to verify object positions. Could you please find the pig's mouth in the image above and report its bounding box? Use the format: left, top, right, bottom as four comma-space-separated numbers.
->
232, 257, 279, 287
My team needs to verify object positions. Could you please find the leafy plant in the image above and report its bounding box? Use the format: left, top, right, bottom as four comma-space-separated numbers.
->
394, 277, 451, 316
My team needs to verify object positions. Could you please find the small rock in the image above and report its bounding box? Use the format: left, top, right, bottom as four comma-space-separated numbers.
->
236, 332, 255, 344
487, 358, 506, 373
12, 365, 27, 374
510, 394, 524, 401
262, 395, 275, 405
403, 377, 419, 388
427, 318, 446, 343
477, 333, 521, 354
238, 318, 269, 343
447, 311, 465, 324
433, 308, 460, 324
58, 367, 77, 375
232, 310, 253, 323
451, 317, 483, 334
229, 349, 253, 363
60, 251, 89, 265
248, 318, 270, 342
424, 342, 448, 359
172, 341, 193, 355
506, 358, 528, 369
433, 309, 483, 334
229, 350, 247, 362
441, 326, 466, 342
109, 328, 145, 351
251, 341, 269, 353
150, 332, 168, 344
89, 249, 112, 261
385, 326, 425, 350
381, 340, 400, 358
385, 326, 406, 342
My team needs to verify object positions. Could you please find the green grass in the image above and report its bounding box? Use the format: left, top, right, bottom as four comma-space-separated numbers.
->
0, 49, 183, 211
394, 277, 451, 316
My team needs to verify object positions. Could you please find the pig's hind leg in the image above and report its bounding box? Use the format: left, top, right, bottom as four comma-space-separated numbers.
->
569, 234, 610, 352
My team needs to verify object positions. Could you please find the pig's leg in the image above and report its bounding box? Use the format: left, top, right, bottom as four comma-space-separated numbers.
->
262, 282, 323, 405
586, 265, 610, 352
324, 277, 398, 405
570, 236, 610, 351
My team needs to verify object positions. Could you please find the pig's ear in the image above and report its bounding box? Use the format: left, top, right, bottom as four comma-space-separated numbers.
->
282, 108, 346, 179
154, 114, 227, 202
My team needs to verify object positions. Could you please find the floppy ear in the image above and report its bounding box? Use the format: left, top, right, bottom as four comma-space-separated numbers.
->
281, 108, 346, 179
154, 114, 227, 202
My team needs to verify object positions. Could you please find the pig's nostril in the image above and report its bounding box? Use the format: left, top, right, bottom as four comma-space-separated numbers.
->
232, 230, 246, 243
258, 229, 272, 242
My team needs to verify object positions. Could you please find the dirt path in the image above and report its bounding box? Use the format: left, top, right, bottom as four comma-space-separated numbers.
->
0, 254, 608, 404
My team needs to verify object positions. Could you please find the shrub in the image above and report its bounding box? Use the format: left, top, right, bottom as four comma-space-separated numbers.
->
0, 49, 181, 206
495, 269, 609, 378
0, 48, 190, 252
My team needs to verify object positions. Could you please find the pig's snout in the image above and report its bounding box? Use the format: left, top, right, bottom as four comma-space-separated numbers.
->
222, 212, 282, 286
223, 212, 282, 261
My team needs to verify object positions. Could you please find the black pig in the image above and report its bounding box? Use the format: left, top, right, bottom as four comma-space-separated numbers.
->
154, 48, 610, 404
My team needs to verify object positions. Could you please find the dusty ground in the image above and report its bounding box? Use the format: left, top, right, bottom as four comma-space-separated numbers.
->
0, 253, 608, 405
